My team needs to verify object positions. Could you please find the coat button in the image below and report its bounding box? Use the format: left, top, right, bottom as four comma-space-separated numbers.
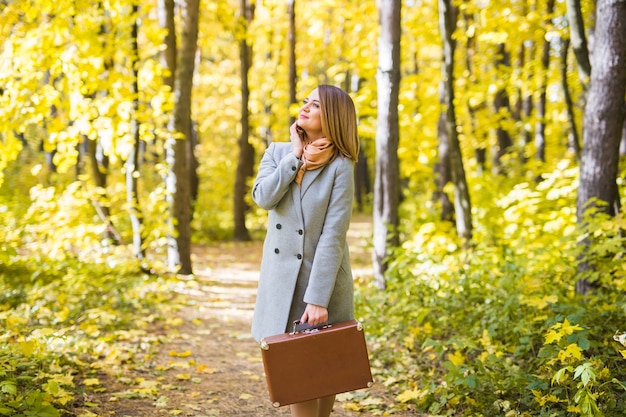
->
291, 166, 297, 171
274, 248, 280, 254
276, 224, 282, 229
298, 229, 303, 235
297, 254, 302, 260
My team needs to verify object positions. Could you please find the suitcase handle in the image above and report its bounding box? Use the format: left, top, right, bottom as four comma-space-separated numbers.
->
291, 320, 332, 335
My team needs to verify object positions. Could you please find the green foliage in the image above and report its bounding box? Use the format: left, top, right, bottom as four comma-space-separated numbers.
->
0, 246, 179, 415
356, 162, 626, 416
0, 181, 178, 415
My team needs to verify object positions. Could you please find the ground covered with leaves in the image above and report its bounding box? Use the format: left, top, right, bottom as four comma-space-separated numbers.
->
68, 236, 414, 417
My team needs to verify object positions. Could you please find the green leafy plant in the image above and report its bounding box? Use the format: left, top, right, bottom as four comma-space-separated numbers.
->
356, 163, 626, 416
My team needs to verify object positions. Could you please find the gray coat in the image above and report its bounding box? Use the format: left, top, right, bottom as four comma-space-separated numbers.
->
251, 142, 355, 342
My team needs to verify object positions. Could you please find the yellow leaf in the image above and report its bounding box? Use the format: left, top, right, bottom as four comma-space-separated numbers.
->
396, 389, 422, 403
545, 330, 562, 344
520, 294, 558, 309
169, 350, 192, 357
560, 319, 583, 335
196, 364, 215, 374
18, 340, 37, 356
620, 350, 626, 359
167, 317, 184, 327
83, 378, 100, 386
239, 393, 253, 400
558, 344, 583, 362
175, 373, 191, 380
448, 350, 465, 366
55, 306, 70, 323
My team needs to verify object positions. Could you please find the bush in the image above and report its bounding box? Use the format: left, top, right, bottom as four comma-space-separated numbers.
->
356, 164, 626, 416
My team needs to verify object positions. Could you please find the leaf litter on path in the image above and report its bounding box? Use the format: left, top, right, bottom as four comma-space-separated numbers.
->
70, 217, 419, 416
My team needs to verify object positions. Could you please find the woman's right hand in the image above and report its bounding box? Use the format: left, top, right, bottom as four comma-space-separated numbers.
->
290, 122, 304, 159
300, 303, 329, 328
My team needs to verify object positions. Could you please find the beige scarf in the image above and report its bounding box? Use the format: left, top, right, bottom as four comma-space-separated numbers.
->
295, 138, 336, 186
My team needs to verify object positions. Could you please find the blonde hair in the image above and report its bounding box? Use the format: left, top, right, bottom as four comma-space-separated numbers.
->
318, 85, 360, 161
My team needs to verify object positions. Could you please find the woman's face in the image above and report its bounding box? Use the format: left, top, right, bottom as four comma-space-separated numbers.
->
297, 88, 323, 140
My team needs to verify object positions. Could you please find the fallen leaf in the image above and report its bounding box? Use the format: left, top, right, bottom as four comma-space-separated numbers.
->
196, 364, 215, 374
239, 393, 253, 400
397, 389, 423, 403
155, 395, 168, 408
169, 350, 192, 357
83, 378, 100, 386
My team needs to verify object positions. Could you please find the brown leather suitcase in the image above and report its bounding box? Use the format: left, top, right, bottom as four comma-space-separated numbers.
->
259, 319, 374, 407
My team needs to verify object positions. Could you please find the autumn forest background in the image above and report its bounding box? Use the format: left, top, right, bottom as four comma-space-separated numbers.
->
1, 0, 626, 416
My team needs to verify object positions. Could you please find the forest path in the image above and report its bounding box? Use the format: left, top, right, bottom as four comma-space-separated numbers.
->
74, 215, 419, 416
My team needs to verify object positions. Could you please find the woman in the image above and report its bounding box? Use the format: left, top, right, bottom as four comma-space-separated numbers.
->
251, 84, 360, 417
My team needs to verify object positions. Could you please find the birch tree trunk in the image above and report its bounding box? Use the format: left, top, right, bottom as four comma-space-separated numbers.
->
373, 0, 401, 290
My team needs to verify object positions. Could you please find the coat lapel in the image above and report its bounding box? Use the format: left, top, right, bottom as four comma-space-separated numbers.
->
300, 165, 327, 198
291, 184, 304, 226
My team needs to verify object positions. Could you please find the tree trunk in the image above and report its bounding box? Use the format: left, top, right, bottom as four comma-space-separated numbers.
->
436, 110, 454, 222
534, 0, 555, 163
158, 0, 199, 211
560, 37, 582, 160
287, 0, 297, 128
126, 5, 145, 261
461, 12, 488, 175
166, 0, 199, 275
158, 0, 177, 90
438, 0, 472, 241
354, 146, 370, 212
575, 0, 626, 294
85, 1, 119, 244
233, 0, 255, 241
373, 0, 401, 290
492, 44, 513, 174
85, 138, 122, 244
565, 0, 592, 89
619, 119, 626, 156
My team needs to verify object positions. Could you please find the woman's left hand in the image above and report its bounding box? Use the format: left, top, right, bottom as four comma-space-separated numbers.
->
300, 304, 328, 327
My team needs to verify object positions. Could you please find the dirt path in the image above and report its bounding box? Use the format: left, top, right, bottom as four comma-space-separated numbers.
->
73, 217, 417, 416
